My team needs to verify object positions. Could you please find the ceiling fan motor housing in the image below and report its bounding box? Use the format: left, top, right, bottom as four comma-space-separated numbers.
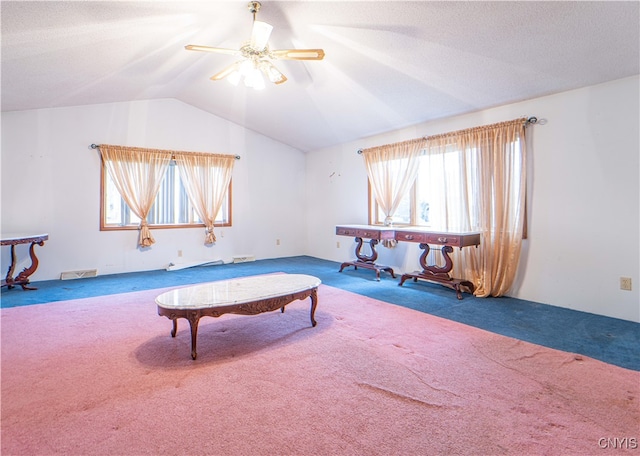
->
248, 2, 261, 17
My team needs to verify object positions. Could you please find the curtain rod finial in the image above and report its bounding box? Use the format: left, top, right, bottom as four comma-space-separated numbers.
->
526, 116, 547, 126
90, 144, 98, 149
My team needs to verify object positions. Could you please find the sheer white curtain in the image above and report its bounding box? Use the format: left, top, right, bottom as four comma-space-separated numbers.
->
173, 152, 235, 245
100, 145, 171, 247
361, 138, 426, 246
423, 118, 527, 296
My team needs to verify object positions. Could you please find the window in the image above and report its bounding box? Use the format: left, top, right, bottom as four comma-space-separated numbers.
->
369, 139, 523, 232
366, 118, 528, 297
369, 182, 412, 225
101, 161, 231, 230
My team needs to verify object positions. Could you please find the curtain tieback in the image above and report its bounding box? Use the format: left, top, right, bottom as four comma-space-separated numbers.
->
137, 220, 155, 247
204, 225, 216, 245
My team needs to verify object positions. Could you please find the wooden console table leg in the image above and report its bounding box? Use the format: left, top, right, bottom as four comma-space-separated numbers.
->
4, 245, 18, 289
14, 241, 45, 290
2, 234, 48, 291
399, 244, 474, 299
339, 237, 396, 281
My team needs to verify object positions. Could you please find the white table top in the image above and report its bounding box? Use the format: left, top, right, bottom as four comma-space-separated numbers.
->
155, 274, 321, 310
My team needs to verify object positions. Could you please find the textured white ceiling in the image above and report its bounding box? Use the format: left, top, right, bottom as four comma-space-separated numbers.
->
2, 1, 639, 152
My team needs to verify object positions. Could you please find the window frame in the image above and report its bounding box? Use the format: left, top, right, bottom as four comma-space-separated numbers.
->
99, 159, 233, 231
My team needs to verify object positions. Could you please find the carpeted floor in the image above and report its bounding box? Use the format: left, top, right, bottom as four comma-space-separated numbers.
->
1, 256, 639, 371
2, 282, 638, 455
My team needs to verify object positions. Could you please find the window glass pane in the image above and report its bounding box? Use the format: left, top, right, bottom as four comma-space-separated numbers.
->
391, 192, 411, 224
105, 173, 123, 225
415, 153, 446, 229
371, 192, 410, 225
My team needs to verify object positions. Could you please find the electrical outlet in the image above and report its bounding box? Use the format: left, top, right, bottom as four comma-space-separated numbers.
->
620, 277, 632, 291
337, 241, 340, 248
178, 250, 183, 257
276, 239, 281, 246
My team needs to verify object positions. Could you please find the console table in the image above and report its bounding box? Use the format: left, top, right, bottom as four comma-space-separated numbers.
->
1, 233, 49, 290
336, 225, 480, 298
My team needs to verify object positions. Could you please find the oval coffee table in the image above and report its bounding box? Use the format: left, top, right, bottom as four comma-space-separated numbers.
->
156, 274, 321, 359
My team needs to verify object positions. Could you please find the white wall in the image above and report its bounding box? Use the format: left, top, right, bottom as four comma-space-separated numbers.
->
306, 76, 640, 323
1, 99, 306, 279
2, 78, 638, 323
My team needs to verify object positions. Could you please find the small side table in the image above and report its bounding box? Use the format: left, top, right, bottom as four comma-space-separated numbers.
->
1, 234, 49, 290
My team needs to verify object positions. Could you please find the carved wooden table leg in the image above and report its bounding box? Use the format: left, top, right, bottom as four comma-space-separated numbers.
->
309, 287, 318, 327
399, 244, 475, 299
339, 237, 396, 281
4, 245, 18, 289
2, 238, 46, 290
187, 312, 201, 360
15, 240, 45, 290
165, 312, 202, 360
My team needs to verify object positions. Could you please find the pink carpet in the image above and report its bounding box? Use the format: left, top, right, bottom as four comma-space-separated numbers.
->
2, 282, 638, 455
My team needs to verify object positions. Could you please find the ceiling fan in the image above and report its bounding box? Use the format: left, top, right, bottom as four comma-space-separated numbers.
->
185, 1, 325, 90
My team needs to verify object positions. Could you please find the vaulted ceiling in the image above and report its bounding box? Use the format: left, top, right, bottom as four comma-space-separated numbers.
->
2, 1, 638, 152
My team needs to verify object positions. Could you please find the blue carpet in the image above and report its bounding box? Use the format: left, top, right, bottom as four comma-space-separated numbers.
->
2, 255, 638, 371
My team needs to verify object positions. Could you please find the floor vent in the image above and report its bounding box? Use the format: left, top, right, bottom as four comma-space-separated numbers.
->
232, 255, 256, 264
60, 269, 98, 280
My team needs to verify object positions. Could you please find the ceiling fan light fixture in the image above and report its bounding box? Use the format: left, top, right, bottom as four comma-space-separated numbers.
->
219, 59, 269, 89
244, 68, 265, 90
239, 59, 254, 75
260, 60, 287, 84
267, 70, 286, 84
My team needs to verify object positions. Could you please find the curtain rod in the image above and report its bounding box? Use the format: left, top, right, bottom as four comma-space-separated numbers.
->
90, 144, 240, 160
356, 116, 539, 154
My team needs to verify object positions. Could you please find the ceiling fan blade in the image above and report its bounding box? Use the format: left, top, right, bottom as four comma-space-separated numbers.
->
250, 20, 273, 51
185, 45, 241, 56
270, 49, 325, 60
210, 62, 242, 81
